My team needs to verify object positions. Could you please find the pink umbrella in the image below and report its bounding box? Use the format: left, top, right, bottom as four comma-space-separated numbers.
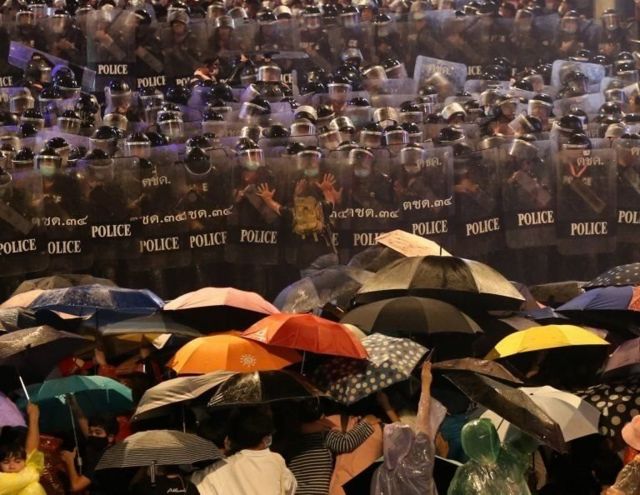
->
603, 337, 640, 380
0, 392, 25, 427
163, 287, 279, 332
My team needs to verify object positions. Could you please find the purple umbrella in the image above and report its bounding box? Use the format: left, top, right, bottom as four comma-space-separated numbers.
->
603, 337, 640, 380
0, 392, 25, 427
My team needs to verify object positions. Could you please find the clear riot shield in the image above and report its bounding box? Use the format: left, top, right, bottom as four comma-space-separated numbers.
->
453, 147, 504, 258
395, 145, 453, 247
614, 139, 640, 244
500, 139, 556, 249
131, 22, 165, 84
159, 20, 207, 84
413, 56, 467, 101
552, 93, 605, 119
224, 154, 282, 267
462, 15, 508, 66
551, 60, 606, 95
555, 148, 617, 255
79, 156, 142, 267
86, 9, 135, 89
35, 167, 93, 272
0, 167, 48, 276
41, 14, 87, 67
254, 18, 301, 53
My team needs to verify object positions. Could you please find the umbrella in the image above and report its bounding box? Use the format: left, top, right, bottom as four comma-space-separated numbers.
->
168, 332, 301, 374
444, 373, 567, 452
242, 314, 368, 359
23, 375, 133, 432
574, 377, 640, 439
0, 392, 26, 427
273, 266, 372, 313
12, 275, 117, 296
602, 337, 640, 380
480, 386, 600, 442
432, 358, 523, 384
347, 246, 404, 273
340, 297, 482, 338
96, 430, 222, 470
1, 290, 45, 309
529, 281, 586, 307
28, 285, 164, 321
511, 281, 543, 311
485, 325, 609, 360
163, 287, 279, 332
312, 334, 427, 405
557, 287, 640, 331
584, 264, 640, 289
0, 326, 92, 390
375, 229, 452, 257
132, 371, 237, 421
208, 370, 324, 408
354, 256, 525, 310
100, 313, 201, 341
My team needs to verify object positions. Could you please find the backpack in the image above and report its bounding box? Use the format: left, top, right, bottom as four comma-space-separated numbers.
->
292, 195, 324, 238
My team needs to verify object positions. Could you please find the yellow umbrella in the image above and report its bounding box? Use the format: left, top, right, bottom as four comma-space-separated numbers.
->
485, 325, 609, 360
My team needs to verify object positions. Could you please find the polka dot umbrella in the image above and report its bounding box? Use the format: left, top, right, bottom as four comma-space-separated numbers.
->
584, 263, 640, 289
311, 334, 428, 405
574, 377, 640, 440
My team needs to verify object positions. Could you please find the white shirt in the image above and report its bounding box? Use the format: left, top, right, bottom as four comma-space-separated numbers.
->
191, 449, 297, 495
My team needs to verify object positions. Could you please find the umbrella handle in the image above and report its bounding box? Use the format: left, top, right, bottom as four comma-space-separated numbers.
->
67, 396, 83, 474
18, 375, 30, 401
150, 461, 156, 486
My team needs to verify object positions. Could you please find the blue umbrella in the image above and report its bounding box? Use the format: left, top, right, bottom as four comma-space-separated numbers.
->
29, 285, 164, 324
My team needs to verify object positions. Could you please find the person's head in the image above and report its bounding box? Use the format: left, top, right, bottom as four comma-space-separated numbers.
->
87, 414, 119, 450
0, 427, 27, 473
297, 399, 323, 424
225, 407, 274, 454
460, 419, 501, 465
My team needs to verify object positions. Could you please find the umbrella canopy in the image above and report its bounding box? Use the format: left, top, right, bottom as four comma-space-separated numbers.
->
242, 314, 368, 359
24, 375, 133, 432
312, 334, 427, 405
100, 313, 201, 341
163, 287, 279, 332
168, 332, 301, 374
354, 256, 525, 310
375, 229, 452, 257
12, 275, 117, 296
273, 266, 372, 314
584, 264, 640, 290
28, 285, 163, 319
574, 377, 640, 440
485, 325, 609, 360
603, 337, 640, 380
432, 358, 523, 384
208, 370, 324, 408
133, 371, 237, 421
1, 290, 45, 309
96, 430, 222, 470
444, 373, 567, 452
559, 286, 640, 312
481, 386, 600, 443
529, 281, 586, 307
0, 392, 26, 427
0, 326, 92, 384
340, 297, 482, 338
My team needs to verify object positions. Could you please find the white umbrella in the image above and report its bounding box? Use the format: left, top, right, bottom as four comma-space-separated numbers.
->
480, 385, 600, 443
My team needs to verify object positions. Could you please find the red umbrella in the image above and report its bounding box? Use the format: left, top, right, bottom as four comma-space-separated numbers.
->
242, 314, 368, 359
163, 287, 279, 332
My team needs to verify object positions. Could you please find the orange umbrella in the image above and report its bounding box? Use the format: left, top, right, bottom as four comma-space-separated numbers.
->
242, 314, 368, 359
168, 332, 301, 374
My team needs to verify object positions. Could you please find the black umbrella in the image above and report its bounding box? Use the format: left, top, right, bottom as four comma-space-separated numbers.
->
354, 256, 524, 311
96, 430, 222, 470
444, 372, 567, 452
433, 358, 523, 384
11, 275, 117, 296
208, 370, 324, 408
341, 296, 482, 338
584, 263, 640, 290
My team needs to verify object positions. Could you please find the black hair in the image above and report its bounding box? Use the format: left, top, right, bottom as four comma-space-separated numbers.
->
297, 399, 323, 424
0, 427, 27, 462
89, 414, 119, 437
226, 407, 273, 454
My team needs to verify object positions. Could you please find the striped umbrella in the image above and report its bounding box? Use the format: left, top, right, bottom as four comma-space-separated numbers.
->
96, 430, 223, 470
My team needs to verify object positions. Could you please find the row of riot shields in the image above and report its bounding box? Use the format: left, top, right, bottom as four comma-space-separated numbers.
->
1, 138, 638, 277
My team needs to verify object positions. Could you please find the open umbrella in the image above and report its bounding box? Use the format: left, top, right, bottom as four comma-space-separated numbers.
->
96, 430, 222, 470
480, 386, 600, 442
163, 287, 279, 332
354, 256, 525, 310
432, 358, 523, 384
0, 392, 26, 427
208, 370, 324, 408
603, 337, 640, 380
0, 326, 92, 393
529, 281, 586, 307
312, 334, 427, 405
558, 287, 640, 331
12, 275, 117, 296
273, 266, 372, 314
584, 264, 640, 289
132, 371, 237, 422
100, 313, 201, 342
375, 229, 452, 257
574, 377, 640, 440
28, 285, 164, 323
485, 325, 609, 360
242, 314, 367, 359
444, 373, 567, 452
168, 332, 301, 374
340, 297, 482, 338
1, 290, 45, 309
24, 375, 132, 432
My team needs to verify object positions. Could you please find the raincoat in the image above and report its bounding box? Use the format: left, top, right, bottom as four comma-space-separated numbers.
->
0, 450, 46, 495
608, 456, 640, 495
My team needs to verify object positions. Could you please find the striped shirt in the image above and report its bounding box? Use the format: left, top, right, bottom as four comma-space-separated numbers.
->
288, 421, 375, 495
